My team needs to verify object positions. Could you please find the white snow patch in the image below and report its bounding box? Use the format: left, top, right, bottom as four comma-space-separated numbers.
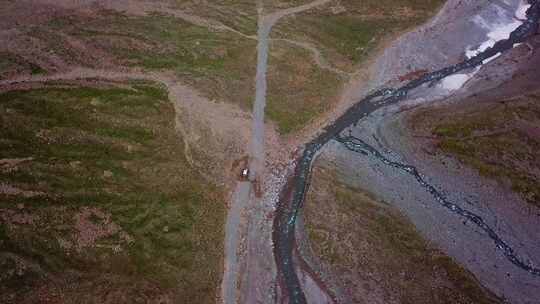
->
442, 1, 530, 93
466, 20, 522, 58
465, 2, 529, 59
516, 2, 531, 20
483, 52, 501, 64
488, 20, 522, 41
439, 74, 472, 91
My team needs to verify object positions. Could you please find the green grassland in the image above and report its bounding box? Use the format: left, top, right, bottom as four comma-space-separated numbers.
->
0, 84, 224, 303
266, 41, 342, 133
55, 12, 258, 110
22, 1, 445, 135
272, 0, 445, 70
4, 0, 446, 136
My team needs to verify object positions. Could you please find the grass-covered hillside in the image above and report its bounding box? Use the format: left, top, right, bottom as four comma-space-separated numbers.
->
0, 84, 224, 303
422, 92, 540, 208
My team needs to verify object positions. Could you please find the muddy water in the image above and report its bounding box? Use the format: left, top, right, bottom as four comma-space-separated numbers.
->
272, 2, 540, 303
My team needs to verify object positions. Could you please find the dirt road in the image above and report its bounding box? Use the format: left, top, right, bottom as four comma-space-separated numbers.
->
222, 1, 333, 304
221, 182, 251, 304
248, 0, 332, 179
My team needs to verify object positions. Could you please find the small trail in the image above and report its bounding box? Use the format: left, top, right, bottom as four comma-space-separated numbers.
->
115, 0, 345, 80
0, 68, 147, 87
154, 5, 256, 39
262, 0, 332, 29
95, 0, 258, 39
273, 38, 351, 77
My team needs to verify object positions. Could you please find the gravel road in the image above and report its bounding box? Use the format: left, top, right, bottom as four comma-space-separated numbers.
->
223, 1, 333, 304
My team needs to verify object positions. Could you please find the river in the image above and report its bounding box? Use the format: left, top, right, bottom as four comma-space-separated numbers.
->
272, 2, 540, 303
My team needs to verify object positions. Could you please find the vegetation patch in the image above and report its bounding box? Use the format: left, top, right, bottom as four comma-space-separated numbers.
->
45, 11, 258, 109
266, 41, 342, 133
430, 93, 540, 207
303, 162, 501, 304
0, 52, 46, 79
174, 0, 258, 35
263, 0, 444, 133
272, 0, 445, 71
0, 84, 225, 303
